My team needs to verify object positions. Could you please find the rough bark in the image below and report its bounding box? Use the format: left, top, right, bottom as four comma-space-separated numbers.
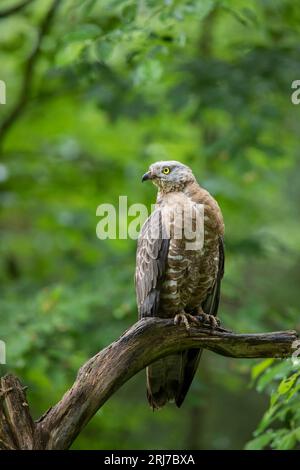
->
0, 318, 298, 450
0, 375, 33, 449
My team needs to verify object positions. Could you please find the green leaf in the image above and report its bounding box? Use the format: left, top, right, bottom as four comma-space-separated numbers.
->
270, 390, 279, 407
287, 382, 300, 402
251, 358, 274, 381
272, 431, 297, 450
278, 373, 299, 396
134, 59, 163, 85
255, 405, 280, 434
63, 24, 102, 43
121, 4, 137, 23
256, 361, 293, 392
245, 431, 275, 450
295, 428, 300, 440
81, 0, 98, 15
95, 40, 114, 61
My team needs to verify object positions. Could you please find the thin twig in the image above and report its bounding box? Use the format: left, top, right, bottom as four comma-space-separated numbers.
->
0, 0, 60, 148
0, 0, 34, 19
0, 437, 16, 450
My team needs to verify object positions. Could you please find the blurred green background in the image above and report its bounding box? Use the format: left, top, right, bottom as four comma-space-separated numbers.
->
1, 0, 300, 450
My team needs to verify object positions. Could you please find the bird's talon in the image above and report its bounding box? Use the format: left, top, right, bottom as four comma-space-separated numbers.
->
196, 311, 220, 330
174, 313, 199, 331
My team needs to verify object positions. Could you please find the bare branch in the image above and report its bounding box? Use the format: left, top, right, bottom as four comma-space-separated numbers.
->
32, 318, 297, 450
0, 0, 60, 148
0, 374, 33, 449
0, 0, 34, 19
0, 319, 297, 449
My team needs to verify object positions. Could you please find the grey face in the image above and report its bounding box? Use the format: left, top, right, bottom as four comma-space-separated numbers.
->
142, 161, 195, 191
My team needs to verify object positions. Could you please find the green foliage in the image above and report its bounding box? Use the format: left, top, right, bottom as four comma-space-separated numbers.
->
0, 0, 300, 450
247, 361, 300, 450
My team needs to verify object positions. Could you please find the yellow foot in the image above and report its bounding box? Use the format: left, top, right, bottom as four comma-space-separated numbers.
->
196, 308, 220, 329
174, 312, 200, 331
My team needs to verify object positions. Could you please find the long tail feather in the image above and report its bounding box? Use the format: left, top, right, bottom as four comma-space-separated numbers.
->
146, 349, 202, 409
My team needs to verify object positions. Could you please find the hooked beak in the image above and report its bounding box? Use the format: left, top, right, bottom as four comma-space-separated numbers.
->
142, 171, 152, 182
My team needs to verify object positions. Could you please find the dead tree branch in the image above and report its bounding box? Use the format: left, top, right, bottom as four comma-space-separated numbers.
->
0, 318, 298, 450
0, 374, 33, 449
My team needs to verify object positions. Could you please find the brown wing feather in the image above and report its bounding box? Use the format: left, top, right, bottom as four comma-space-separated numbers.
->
202, 235, 225, 316
135, 209, 169, 318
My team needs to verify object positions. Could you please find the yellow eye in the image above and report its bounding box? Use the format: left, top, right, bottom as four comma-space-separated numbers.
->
162, 167, 170, 175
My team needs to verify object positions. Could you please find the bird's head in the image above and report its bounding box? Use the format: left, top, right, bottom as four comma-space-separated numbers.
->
142, 160, 195, 193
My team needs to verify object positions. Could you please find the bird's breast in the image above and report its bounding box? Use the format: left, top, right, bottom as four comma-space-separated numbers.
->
159, 206, 219, 317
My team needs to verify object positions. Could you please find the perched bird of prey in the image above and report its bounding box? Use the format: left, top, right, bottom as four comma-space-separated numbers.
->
135, 161, 224, 409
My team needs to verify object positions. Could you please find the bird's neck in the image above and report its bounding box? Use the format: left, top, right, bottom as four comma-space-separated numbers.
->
156, 182, 185, 195
156, 178, 198, 197
182, 180, 203, 198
